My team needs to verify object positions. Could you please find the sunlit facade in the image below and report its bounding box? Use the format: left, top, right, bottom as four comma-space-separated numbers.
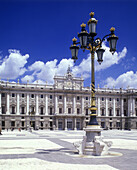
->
0, 68, 137, 130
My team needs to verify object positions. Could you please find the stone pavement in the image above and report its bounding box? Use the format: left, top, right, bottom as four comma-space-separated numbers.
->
0, 129, 137, 170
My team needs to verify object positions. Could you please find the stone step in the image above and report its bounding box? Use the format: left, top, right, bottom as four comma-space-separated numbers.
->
85, 146, 94, 149
84, 148, 95, 155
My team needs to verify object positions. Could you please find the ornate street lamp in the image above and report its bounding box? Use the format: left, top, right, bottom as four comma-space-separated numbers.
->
70, 12, 118, 127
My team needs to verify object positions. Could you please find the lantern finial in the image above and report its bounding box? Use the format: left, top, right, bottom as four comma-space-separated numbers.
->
89, 12, 94, 18
72, 37, 77, 42
81, 23, 86, 28
110, 27, 115, 32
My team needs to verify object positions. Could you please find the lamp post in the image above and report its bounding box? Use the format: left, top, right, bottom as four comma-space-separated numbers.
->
70, 12, 118, 155
70, 12, 118, 127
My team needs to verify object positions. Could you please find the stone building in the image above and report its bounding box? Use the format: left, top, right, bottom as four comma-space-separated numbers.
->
0, 68, 137, 130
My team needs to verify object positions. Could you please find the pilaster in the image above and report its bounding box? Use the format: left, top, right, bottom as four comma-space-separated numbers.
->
17, 93, 20, 115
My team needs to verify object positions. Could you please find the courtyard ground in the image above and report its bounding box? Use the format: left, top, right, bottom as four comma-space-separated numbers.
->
0, 129, 137, 170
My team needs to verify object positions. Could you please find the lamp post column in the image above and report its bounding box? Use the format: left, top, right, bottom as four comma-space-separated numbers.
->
88, 51, 98, 126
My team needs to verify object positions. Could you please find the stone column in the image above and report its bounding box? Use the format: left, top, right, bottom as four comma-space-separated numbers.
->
105, 98, 108, 116
0, 93, 1, 114
26, 94, 29, 115
6, 93, 10, 114
132, 98, 135, 116
73, 96, 76, 114
74, 118, 77, 130
97, 97, 100, 116
128, 97, 132, 117
121, 98, 124, 117
17, 93, 20, 115
36, 94, 39, 115
55, 95, 58, 115
45, 94, 48, 115
65, 118, 67, 130
56, 118, 58, 130
64, 95, 66, 114
81, 96, 84, 115
113, 98, 116, 117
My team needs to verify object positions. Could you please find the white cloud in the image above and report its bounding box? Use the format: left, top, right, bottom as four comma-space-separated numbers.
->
95, 44, 127, 71
105, 71, 137, 88
21, 75, 34, 83
28, 61, 44, 71
36, 58, 74, 84
72, 43, 127, 79
0, 49, 29, 79
0, 44, 127, 86
20, 44, 127, 84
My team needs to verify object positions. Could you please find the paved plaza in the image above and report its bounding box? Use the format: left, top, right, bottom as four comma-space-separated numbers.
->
0, 129, 137, 170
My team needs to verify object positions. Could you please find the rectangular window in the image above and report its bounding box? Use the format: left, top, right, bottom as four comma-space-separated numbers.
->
68, 108, 71, 114
22, 121, 24, 127
86, 109, 88, 115
136, 110, 137, 116
12, 107, 15, 114
50, 95, 52, 99
109, 109, 112, 116
2, 93, 5, 97
2, 106, 5, 114
11, 121, 15, 127
77, 96, 80, 100
2, 121, 5, 127
124, 99, 126, 102
86, 97, 88, 100
77, 108, 80, 114
41, 95, 43, 98
22, 94, 25, 98
59, 96, 62, 100
117, 98, 119, 102
12, 93, 15, 97
110, 122, 112, 127
41, 107, 43, 114
31, 94, 34, 98
109, 98, 112, 101
59, 108, 62, 114
21, 107, 25, 114
124, 110, 127, 116
117, 110, 120, 116
50, 108, 52, 115
102, 109, 105, 116
102, 97, 104, 101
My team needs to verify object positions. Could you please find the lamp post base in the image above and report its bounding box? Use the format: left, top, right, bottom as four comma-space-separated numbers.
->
73, 125, 112, 156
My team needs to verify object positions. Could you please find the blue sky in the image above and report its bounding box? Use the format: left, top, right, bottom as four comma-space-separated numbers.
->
0, 0, 137, 89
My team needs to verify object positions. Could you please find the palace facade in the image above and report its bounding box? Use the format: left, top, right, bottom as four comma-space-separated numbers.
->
0, 68, 137, 130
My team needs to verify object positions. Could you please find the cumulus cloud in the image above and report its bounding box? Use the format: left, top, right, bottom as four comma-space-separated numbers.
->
21, 75, 34, 83
105, 71, 137, 88
72, 43, 127, 79
28, 61, 44, 71
0, 49, 29, 79
0, 45, 127, 86
36, 58, 74, 84
95, 43, 127, 71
